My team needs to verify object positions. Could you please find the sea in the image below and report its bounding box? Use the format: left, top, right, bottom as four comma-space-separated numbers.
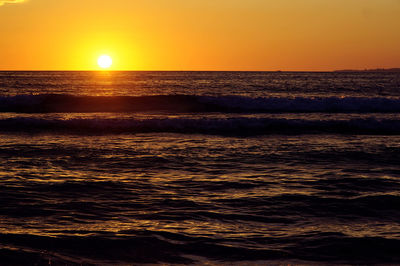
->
0, 71, 400, 265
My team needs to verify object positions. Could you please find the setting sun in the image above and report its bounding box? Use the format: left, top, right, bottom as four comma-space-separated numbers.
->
98, 55, 112, 69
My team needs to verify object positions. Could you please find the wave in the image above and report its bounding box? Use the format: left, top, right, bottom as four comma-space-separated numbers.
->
1, 117, 400, 135
1, 231, 399, 264
1, 94, 400, 113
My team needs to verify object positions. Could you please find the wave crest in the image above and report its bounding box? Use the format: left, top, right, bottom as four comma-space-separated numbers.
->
1, 94, 400, 113
1, 117, 400, 135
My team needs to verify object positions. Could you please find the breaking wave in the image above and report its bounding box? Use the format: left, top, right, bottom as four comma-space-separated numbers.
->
1, 117, 400, 135
1, 94, 400, 113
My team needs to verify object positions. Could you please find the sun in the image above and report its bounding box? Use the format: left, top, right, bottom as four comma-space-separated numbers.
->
98, 55, 112, 69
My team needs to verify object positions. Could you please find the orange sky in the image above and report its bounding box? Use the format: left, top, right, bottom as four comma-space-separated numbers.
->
0, 0, 399, 71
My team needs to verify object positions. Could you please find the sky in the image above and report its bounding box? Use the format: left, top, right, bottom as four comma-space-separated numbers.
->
0, 0, 399, 71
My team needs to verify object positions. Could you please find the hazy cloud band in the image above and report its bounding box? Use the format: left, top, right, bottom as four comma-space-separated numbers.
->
0, 0, 25, 6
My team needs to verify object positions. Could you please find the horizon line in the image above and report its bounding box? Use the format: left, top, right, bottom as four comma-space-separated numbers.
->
0, 68, 399, 72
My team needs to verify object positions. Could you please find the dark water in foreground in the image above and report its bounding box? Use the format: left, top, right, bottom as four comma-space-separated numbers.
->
0, 71, 400, 265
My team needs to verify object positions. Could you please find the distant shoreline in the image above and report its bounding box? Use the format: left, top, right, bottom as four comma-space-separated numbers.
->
334, 68, 400, 73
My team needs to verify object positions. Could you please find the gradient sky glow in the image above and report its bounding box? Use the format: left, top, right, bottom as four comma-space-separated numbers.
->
0, 0, 399, 70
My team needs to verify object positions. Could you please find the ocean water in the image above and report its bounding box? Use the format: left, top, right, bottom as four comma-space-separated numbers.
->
0, 71, 400, 265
